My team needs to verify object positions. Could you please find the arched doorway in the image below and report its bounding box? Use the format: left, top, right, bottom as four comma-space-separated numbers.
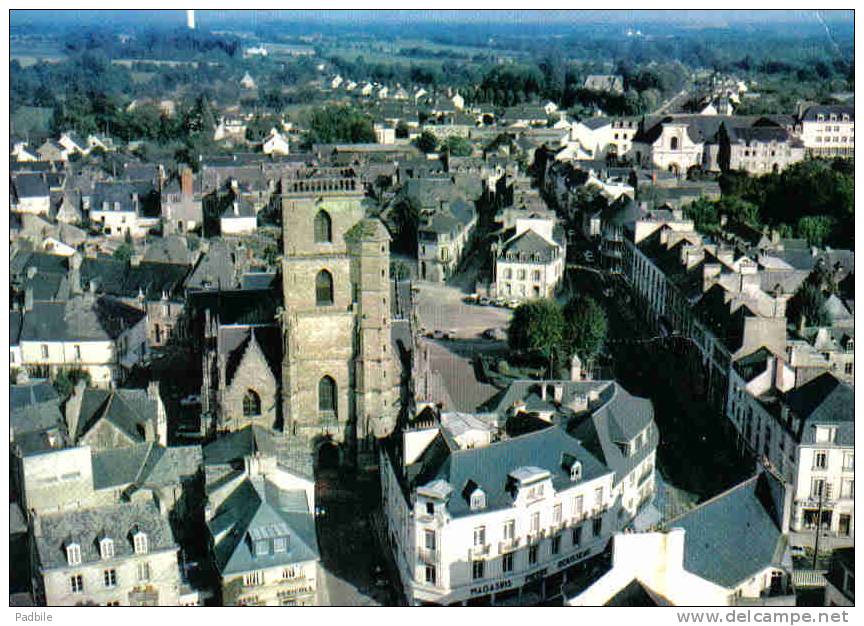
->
315, 437, 341, 471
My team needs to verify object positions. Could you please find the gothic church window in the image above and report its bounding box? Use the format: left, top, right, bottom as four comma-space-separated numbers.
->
316, 270, 334, 306
243, 390, 261, 416
314, 210, 332, 243
319, 376, 337, 414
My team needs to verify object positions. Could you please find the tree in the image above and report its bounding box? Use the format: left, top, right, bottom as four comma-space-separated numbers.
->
395, 120, 410, 139
563, 295, 608, 360
113, 242, 134, 263
507, 299, 565, 365
414, 130, 438, 154
305, 105, 375, 145
442, 135, 473, 157
797, 215, 835, 248
788, 281, 830, 329
52, 368, 91, 398
390, 196, 421, 254
683, 197, 722, 235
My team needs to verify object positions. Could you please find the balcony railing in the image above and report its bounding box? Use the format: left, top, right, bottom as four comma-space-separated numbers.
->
417, 547, 439, 565
469, 543, 491, 559
526, 529, 547, 544
498, 537, 521, 553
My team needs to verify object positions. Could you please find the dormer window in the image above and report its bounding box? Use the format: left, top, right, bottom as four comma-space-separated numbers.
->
100, 537, 115, 560
254, 539, 270, 557
66, 543, 82, 566
273, 536, 288, 553
562, 453, 582, 481
470, 489, 486, 511
133, 531, 148, 555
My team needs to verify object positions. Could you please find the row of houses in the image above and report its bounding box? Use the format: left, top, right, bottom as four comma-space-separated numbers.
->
562, 104, 853, 175
11, 381, 320, 606
602, 203, 855, 545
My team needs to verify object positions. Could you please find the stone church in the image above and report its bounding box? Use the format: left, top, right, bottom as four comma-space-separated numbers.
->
280, 169, 399, 458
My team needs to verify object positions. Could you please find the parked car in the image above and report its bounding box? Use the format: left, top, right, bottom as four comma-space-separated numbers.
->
478, 296, 492, 306
463, 293, 480, 304
483, 327, 507, 341
179, 394, 201, 406
789, 545, 807, 558
494, 297, 508, 307
506, 298, 521, 309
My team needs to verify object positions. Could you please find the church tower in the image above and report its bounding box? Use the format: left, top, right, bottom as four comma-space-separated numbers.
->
281, 170, 363, 447
346, 219, 398, 449
280, 168, 397, 461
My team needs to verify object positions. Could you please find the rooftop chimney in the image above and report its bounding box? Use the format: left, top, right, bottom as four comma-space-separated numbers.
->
24, 287, 34, 312
181, 167, 194, 198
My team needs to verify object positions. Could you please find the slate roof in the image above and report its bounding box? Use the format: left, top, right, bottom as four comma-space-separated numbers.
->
11, 400, 64, 440
207, 476, 319, 575
634, 115, 786, 146
221, 195, 257, 219
21, 296, 146, 343
92, 181, 140, 213
406, 423, 611, 518
579, 117, 613, 130
240, 271, 277, 290
667, 473, 786, 589
190, 288, 281, 326
76, 388, 161, 443
569, 383, 658, 484
800, 105, 854, 122
499, 229, 560, 263
80, 258, 190, 300
783, 373, 853, 445
143, 236, 193, 266
35, 501, 177, 571
11, 381, 59, 410
727, 125, 800, 146
11, 250, 69, 283
223, 326, 281, 386
13, 173, 50, 199
91, 443, 202, 491
203, 425, 313, 480
186, 241, 243, 291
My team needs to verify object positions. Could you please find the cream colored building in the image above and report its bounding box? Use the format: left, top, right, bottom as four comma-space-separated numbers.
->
493, 216, 565, 301
19, 294, 149, 386
632, 121, 704, 174
33, 501, 183, 606
798, 105, 854, 158
381, 375, 658, 606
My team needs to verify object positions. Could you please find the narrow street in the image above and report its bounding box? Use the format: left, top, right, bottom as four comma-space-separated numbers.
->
314, 467, 402, 606
566, 262, 755, 508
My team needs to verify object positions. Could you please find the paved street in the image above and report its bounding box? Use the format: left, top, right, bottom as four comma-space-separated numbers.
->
414, 281, 512, 339
314, 468, 401, 606
563, 263, 756, 505
414, 281, 513, 411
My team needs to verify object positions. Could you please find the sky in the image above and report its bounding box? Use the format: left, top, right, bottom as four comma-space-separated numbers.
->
10, 9, 854, 29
